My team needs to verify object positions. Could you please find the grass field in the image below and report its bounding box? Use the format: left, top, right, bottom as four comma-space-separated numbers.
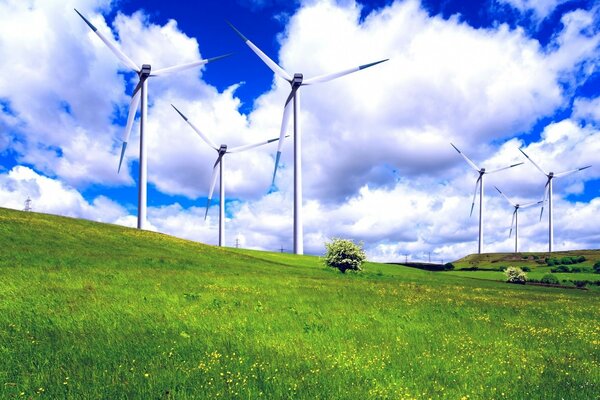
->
0, 207, 599, 399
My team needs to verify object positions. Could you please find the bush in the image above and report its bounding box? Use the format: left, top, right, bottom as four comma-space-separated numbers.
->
540, 274, 559, 285
576, 255, 586, 263
574, 280, 588, 288
571, 266, 582, 273
323, 238, 366, 273
443, 263, 455, 271
593, 261, 600, 274
505, 267, 527, 284
547, 258, 556, 266
522, 266, 531, 272
551, 265, 571, 273
532, 255, 540, 260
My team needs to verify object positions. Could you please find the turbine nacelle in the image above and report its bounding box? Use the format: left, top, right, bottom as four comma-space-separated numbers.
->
292, 73, 303, 87
218, 144, 228, 156
139, 64, 151, 78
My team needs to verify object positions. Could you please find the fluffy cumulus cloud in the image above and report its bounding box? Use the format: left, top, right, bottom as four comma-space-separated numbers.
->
1, 0, 599, 262
497, 0, 569, 21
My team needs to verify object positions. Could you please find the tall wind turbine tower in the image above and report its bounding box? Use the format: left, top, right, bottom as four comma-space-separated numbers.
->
519, 149, 591, 252
172, 105, 282, 246
75, 9, 229, 229
228, 22, 388, 255
495, 186, 542, 253
451, 143, 523, 254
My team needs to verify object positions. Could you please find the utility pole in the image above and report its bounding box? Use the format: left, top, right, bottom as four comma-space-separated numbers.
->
280, 245, 284, 253
23, 197, 32, 212
235, 237, 240, 249
428, 252, 431, 263
404, 254, 408, 264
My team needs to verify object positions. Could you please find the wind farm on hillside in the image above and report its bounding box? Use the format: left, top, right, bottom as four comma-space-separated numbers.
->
1, 1, 599, 398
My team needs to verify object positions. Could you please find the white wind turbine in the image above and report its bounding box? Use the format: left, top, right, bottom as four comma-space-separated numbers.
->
494, 186, 542, 253
518, 148, 591, 252
451, 143, 523, 254
228, 22, 388, 255
75, 9, 229, 229
172, 105, 283, 247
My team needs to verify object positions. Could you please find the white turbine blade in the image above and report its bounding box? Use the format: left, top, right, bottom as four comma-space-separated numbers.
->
519, 148, 547, 176
539, 180, 550, 221
228, 136, 285, 153
118, 88, 142, 173
521, 200, 544, 208
554, 165, 592, 178
494, 186, 514, 206
451, 143, 480, 171
152, 54, 232, 76
271, 95, 294, 185
486, 162, 524, 174
302, 59, 389, 85
470, 177, 481, 217
509, 210, 516, 238
171, 105, 219, 151
74, 9, 139, 72
205, 156, 222, 220
227, 22, 292, 81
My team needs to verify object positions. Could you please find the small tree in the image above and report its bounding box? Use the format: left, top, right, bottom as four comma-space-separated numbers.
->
505, 266, 527, 284
593, 261, 600, 274
541, 274, 559, 285
323, 238, 366, 273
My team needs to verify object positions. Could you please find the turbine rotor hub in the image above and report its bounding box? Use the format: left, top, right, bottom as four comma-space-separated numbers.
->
292, 73, 303, 87
549, 172, 554, 177
218, 144, 228, 155
140, 64, 151, 79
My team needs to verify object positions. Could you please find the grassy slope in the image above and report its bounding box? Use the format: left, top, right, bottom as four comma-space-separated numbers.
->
448, 251, 600, 286
0, 207, 599, 399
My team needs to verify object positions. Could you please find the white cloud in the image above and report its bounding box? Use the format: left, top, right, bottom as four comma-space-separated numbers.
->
0, 166, 128, 222
497, 0, 569, 21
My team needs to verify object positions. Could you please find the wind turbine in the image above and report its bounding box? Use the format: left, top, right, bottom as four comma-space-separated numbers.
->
494, 186, 542, 253
172, 105, 283, 247
228, 22, 388, 255
518, 149, 591, 252
75, 9, 229, 230
451, 143, 523, 254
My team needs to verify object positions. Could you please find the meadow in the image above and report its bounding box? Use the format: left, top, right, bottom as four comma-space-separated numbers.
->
0, 207, 598, 399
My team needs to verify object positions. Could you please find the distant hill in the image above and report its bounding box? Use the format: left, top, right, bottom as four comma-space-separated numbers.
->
452, 250, 600, 270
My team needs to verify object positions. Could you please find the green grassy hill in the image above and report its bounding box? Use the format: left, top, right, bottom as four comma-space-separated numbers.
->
0, 207, 599, 399
453, 250, 600, 270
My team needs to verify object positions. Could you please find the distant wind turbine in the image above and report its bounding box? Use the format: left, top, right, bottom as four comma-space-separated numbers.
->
494, 186, 542, 253
172, 105, 282, 247
451, 143, 523, 254
518, 148, 591, 252
75, 9, 229, 229
228, 22, 388, 255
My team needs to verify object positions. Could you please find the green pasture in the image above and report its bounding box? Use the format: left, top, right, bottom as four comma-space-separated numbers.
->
0, 207, 598, 399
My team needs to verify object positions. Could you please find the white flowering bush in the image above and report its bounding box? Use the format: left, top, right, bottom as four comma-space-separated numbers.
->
323, 238, 366, 273
505, 266, 527, 284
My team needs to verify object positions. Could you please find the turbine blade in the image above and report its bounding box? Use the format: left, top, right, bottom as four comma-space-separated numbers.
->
470, 177, 481, 217
152, 53, 232, 76
521, 200, 544, 208
74, 9, 139, 72
302, 59, 389, 85
205, 156, 222, 221
227, 21, 292, 81
451, 143, 480, 171
271, 94, 294, 185
553, 165, 592, 178
509, 210, 516, 238
486, 162, 524, 174
171, 104, 219, 150
494, 186, 514, 206
539, 180, 550, 221
519, 148, 547, 176
228, 135, 285, 153
118, 88, 142, 173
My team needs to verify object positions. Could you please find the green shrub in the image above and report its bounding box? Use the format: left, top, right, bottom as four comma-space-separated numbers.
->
505, 267, 527, 284
532, 255, 540, 260
593, 261, 600, 274
323, 238, 366, 273
522, 266, 531, 272
574, 280, 588, 288
541, 274, 559, 285
547, 258, 556, 266
571, 266, 582, 273
443, 263, 455, 271
551, 265, 571, 273
576, 255, 586, 263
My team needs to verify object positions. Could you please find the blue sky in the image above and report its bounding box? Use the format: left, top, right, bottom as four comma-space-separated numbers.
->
0, 0, 598, 260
